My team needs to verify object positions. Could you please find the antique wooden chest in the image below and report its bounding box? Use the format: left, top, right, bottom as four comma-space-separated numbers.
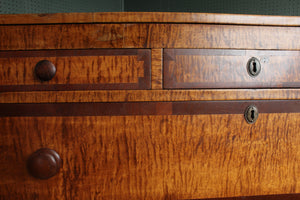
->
0, 12, 299, 200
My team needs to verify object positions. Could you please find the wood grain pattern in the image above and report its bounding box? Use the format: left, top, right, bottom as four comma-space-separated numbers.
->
1, 12, 300, 200
0, 49, 151, 91
0, 24, 124, 50
1, 24, 300, 50
151, 49, 163, 89
1, 89, 300, 103
1, 100, 300, 117
0, 114, 299, 199
1, 12, 300, 26
123, 24, 300, 49
190, 193, 300, 200
164, 49, 300, 89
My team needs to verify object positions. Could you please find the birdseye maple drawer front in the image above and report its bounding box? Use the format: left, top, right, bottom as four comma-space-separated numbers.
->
0, 49, 151, 91
164, 49, 300, 89
0, 100, 300, 200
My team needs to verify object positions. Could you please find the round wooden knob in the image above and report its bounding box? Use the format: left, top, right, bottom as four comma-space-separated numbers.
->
34, 60, 56, 81
27, 148, 62, 180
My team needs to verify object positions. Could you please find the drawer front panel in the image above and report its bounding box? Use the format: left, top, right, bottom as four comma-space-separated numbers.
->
1, 24, 300, 50
0, 49, 150, 91
164, 49, 300, 89
0, 113, 299, 200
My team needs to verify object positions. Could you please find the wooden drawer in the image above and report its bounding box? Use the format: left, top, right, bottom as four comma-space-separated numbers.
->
164, 49, 300, 89
0, 100, 299, 199
0, 49, 151, 91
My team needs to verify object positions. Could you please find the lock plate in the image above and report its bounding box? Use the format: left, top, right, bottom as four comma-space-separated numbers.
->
244, 105, 259, 124
247, 57, 261, 77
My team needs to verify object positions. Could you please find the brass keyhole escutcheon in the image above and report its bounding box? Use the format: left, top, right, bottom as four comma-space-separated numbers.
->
247, 57, 261, 77
244, 105, 259, 124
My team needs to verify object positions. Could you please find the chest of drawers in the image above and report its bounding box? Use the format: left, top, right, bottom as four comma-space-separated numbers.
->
0, 12, 300, 200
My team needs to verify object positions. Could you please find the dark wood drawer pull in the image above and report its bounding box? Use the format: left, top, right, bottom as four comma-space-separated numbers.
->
34, 60, 56, 81
27, 148, 62, 180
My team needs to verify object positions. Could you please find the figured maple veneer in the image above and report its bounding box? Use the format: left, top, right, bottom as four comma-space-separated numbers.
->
0, 114, 299, 199
164, 49, 300, 89
1, 12, 300, 200
190, 193, 300, 200
0, 49, 150, 91
151, 49, 163, 89
1, 24, 300, 50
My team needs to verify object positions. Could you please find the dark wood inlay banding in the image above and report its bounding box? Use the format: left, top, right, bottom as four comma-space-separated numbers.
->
0, 100, 299, 117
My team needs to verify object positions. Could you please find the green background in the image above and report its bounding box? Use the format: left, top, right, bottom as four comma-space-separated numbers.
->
1, 0, 300, 15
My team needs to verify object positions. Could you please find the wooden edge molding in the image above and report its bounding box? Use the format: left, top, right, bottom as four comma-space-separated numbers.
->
1, 89, 300, 103
0, 100, 299, 117
0, 83, 145, 92
0, 49, 151, 91
187, 193, 300, 200
1, 12, 300, 26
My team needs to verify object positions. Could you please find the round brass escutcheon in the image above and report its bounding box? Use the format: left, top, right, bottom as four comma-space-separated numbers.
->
34, 60, 56, 81
247, 57, 261, 77
244, 105, 259, 124
27, 148, 62, 180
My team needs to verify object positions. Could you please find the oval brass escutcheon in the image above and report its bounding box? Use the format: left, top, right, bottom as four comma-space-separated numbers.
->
244, 105, 259, 124
247, 57, 261, 77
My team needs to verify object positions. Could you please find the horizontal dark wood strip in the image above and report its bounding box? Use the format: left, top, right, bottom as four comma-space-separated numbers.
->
0, 82, 147, 92
0, 102, 172, 116
1, 12, 300, 26
188, 193, 300, 200
172, 100, 300, 115
1, 100, 299, 116
165, 82, 300, 89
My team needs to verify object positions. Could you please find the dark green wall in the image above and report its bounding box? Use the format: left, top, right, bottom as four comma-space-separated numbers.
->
0, 0, 123, 14
125, 0, 300, 16
1, 0, 300, 15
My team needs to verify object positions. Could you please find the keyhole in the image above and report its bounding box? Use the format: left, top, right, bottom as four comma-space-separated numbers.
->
247, 57, 261, 77
251, 109, 255, 120
252, 62, 257, 73
244, 105, 259, 124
